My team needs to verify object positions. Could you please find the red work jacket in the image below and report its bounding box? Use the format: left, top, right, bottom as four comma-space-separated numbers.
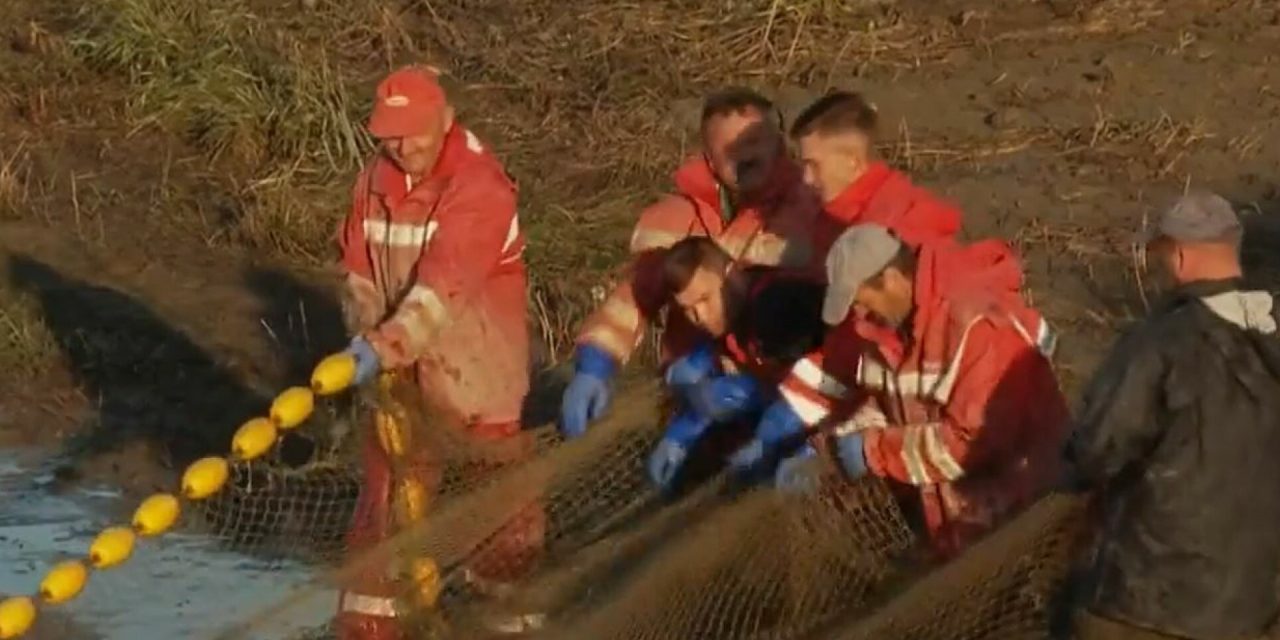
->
814, 161, 963, 255
779, 240, 1067, 556
339, 125, 529, 426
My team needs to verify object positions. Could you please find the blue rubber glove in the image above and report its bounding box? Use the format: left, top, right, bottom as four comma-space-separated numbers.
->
729, 399, 807, 474
646, 411, 712, 491
559, 345, 617, 439
774, 445, 821, 495
347, 336, 381, 386
686, 374, 764, 423
664, 342, 719, 395
835, 432, 869, 480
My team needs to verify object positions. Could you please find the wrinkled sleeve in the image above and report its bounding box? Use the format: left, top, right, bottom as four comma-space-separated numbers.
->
576, 195, 696, 364
338, 171, 386, 333
365, 179, 517, 368
864, 321, 1026, 485
1065, 329, 1165, 484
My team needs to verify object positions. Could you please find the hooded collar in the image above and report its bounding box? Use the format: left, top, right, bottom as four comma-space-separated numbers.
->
826, 161, 892, 216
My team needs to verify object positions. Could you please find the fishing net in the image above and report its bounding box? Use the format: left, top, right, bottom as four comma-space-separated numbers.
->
199, 377, 1088, 640
819, 493, 1089, 640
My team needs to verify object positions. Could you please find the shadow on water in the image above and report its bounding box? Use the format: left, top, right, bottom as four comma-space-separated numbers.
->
243, 265, 355, 465
7, 255, 269, 473
243, 266, 349, 388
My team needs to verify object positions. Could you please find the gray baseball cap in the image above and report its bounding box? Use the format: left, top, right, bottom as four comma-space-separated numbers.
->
822, 224, 903, 325
1138, 191, 1241, 244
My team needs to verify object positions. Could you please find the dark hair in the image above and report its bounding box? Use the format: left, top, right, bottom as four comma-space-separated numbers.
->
738, 276, 826, 363
864, 243, 918, 289
663, 236, 733, 295
790, 90, 879, 139
700, 87, 780, 132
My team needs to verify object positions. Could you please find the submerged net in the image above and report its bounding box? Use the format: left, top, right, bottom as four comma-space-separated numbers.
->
194, 378, 1087, 640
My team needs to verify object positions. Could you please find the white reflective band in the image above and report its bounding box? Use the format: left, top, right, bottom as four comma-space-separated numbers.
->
340, 593, 398, 618
930, 316, 984, 404
791, 357, 848, 399
501, 214, 521, 253
465, 128, 484, 153
364, 219, 439, 248
832, 403, 889, 436
498, 214, 524, 264
780, 386, 829, 426
922, 423, 964, 481
630, 228, 684, 253
857, 357, 941, 400
1034, 317, 1058, 357
901, 424, 931, 485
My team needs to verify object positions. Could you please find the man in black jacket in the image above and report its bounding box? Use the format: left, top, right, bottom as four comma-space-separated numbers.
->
1067, 192, 1280, 640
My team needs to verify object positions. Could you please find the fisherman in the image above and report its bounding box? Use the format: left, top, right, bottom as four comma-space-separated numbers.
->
332, 65, 538, 638
1066, 193, 1280, 640
647, 236, 826, 491
789, 90, 963, 253
738, 224, 1068, 557
559, 88, 823, 439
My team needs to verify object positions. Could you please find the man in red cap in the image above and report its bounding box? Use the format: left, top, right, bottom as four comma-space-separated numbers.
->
334, 65, 537, 638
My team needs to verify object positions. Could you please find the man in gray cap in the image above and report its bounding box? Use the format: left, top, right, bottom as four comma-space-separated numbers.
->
1067, 192, 1280, 640
732, 223, 1067, 557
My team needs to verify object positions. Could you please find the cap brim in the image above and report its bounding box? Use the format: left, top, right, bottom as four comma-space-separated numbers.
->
366, 109, 421, 139
821, 282, 857, 326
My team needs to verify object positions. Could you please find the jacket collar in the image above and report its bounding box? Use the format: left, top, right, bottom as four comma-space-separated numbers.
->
1157, 278, 1246, 311
826, 162, 892, 214
369, 125, 469, 197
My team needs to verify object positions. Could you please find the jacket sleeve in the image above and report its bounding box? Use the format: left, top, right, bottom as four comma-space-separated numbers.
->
863, 320, 1031, 485
776, 338, 889, 434
576, 195, 698, 364
364, 176, 518, 368
338, 169, 387, 334
1065, 329, 1166, 484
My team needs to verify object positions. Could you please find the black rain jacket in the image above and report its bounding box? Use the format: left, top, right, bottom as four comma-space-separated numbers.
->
1068, 278, 1280, 639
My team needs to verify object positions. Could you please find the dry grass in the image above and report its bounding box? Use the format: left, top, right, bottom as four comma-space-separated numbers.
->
35, 0, 1202, 362
0, 139, 32, 219
70, 0, 373, 173
0, 293, 59, 378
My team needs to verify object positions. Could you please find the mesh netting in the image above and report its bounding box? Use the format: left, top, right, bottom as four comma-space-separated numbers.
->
202, 381, 1087, 640
192, 398, 365, 561
821, 493, 1088, 640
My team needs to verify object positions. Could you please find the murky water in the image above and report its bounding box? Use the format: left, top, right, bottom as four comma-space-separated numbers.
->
0, 449, 334, 639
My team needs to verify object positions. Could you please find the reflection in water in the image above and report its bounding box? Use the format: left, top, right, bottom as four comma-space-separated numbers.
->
0, 449, 332, 639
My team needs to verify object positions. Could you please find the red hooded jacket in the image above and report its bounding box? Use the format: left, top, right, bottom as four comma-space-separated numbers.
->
339, 125, 529, 427
814, 161, 962, 255
779, 240, 1067, 556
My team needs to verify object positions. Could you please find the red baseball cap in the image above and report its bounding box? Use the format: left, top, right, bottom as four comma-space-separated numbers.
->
366, 66, 447, 139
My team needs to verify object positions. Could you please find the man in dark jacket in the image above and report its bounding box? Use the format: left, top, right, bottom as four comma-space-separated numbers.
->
1067, 192, 1280, 640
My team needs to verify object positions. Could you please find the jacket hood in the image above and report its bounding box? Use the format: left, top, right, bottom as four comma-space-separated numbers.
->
914, 238, 1025, 313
